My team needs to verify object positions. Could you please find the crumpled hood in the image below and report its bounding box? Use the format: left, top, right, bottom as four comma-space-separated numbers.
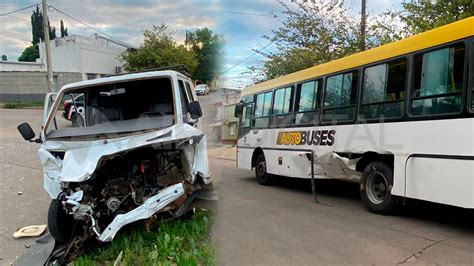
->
38, 123, 211, 198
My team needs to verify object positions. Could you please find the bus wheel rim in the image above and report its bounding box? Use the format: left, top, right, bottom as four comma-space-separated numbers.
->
366, 171, 388, 205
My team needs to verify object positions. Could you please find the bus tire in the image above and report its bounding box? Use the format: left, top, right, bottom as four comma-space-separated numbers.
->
360, 161, 397, 214
255, 154, 273, 185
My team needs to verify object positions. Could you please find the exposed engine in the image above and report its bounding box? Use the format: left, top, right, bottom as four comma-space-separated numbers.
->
54, 147, 195, 242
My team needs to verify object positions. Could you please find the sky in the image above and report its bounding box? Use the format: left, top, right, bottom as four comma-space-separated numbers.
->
0, 0, 401, 88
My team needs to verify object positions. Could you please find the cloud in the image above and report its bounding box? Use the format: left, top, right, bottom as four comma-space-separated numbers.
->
1, 0, 403, 88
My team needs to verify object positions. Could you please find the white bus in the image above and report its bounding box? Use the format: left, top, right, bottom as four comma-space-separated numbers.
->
234, 17, 474, 214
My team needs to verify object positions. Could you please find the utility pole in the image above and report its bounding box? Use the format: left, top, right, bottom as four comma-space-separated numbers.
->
360, 0, 367, 51
42, 0, 54, 92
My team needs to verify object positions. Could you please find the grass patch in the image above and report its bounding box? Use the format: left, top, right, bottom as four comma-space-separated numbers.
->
2, 101, 44, 109
74, 209, 214, 266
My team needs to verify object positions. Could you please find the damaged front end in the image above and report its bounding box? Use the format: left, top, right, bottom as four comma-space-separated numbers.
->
43, 124, 211, 244
17, 72, 212, 259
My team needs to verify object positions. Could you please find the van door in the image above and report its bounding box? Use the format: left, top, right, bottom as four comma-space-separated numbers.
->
43, 93, 57, 125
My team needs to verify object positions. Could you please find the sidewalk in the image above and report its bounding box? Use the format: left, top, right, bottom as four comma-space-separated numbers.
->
207, 145, 236, 161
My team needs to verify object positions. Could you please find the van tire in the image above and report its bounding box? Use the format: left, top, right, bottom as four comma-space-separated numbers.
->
255, 154, 273, 185
360, 161, 397, 214
48, 199, 76, 243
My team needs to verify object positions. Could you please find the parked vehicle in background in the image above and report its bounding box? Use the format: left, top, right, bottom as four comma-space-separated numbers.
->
195, 84, 209, 95
234, 17, 474, 214
62, 93, 85, 127
17, 70, 211, 262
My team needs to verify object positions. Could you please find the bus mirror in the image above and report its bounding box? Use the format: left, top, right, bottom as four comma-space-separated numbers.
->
234, 105, 243, 117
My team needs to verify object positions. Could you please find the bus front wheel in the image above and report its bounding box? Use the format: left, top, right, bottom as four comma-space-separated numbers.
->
360, 161, 397, 214
255, 154, 273, 185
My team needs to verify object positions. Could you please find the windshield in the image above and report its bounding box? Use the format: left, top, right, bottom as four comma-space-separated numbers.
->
46, 77, 176, 139
195, 85, 206, 89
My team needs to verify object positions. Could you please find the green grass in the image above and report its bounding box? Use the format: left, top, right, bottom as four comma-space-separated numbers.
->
74, 209, 214, 266
2, 101, 44, 109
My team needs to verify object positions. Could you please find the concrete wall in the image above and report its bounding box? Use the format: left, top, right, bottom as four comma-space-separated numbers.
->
0, 71, 81, 102
0, 61, 44, 72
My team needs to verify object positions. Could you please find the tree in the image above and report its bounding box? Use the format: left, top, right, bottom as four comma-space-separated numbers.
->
396, 0, 474, 34
18, 45, 39, 62
20, 6, 58, 61
121, 24, 198, 74
60, 19, 69, 37
1, 55, 7, 61
248, 0, 402, 82
185, 28, 224, 84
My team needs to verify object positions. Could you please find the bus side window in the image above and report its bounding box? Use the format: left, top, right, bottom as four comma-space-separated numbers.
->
411, 44, 465, 116
294, 79, 321, 125
271, 86, 293, 126
322, 71, 358, 122
361, 58, 407, 120
253, 91, 272, 128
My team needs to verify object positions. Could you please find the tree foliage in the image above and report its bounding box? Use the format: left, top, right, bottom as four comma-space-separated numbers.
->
18, 45, 39, 62
121, 25, 198, 74
19, 6, 61, 61
249, 0, 399, 82
397, 0, 474, 34
185, 28, 224, 84
250, 0, 473, 82
60, 19, 68, 38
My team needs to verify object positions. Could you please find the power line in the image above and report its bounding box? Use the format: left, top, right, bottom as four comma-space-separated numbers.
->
220, 40, 276, 75
218, 10, 277, 18
48, 5, 136, 49
0, 4, 38, 17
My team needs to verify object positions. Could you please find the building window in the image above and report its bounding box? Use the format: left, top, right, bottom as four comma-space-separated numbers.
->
322, 71, 358, 121
86, 73, 97, 80
361, 59, 407, 119
411, 44, 464, 116
294, 79, 321, 125
254, 91, 272, 128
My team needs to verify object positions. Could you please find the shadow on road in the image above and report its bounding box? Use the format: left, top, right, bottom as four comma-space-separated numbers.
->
241, 175, 474, 231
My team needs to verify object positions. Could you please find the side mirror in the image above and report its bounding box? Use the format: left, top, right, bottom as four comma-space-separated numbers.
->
187, 101, 202, 119
234, 104, 243, 117
17, 122, 36, 142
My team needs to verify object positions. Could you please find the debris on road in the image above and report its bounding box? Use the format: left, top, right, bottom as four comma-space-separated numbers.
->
13, 225, 47, 239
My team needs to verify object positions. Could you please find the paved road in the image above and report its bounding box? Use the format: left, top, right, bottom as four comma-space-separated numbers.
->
2, 108, 474, 265
211, 158, 474, 265
0, 109, 50, 264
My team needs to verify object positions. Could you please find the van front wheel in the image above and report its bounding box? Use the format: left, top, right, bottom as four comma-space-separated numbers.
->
360, 161, 397, 214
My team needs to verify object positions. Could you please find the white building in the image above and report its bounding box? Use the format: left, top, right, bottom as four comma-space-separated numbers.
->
38, 33, 132, 80
0, 34, 132, 101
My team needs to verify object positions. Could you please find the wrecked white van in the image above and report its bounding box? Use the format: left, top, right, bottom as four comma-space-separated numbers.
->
18, 70, 211, 244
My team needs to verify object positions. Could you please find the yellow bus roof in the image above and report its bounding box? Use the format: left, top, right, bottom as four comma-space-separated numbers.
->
242, 16, 474, 96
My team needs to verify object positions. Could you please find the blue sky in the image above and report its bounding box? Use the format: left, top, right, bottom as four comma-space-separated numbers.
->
0, 0, 401, 88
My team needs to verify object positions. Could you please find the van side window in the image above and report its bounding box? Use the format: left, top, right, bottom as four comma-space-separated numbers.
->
294, 79, 321, 125
361, 59, 407, 119
185, 82, 195, 102
253, 91, 273, 128
271, 86, 293, 126
411, 44, 465, 116
322, 71, 358, 122
178, 80, 190, 121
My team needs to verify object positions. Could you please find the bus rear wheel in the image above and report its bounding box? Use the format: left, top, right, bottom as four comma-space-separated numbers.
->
360, 161, 397, 214
255, 154, 273, 185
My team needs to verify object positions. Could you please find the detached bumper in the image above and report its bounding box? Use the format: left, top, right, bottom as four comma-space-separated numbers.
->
98, 182, 185, 242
